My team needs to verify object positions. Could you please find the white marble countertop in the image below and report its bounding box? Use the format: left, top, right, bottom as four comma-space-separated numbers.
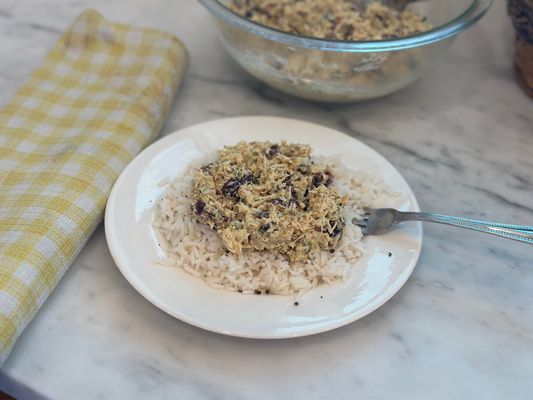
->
1, 1, 532, 399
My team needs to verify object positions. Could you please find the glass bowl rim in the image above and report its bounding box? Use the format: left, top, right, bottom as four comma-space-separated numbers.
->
198, 0, 493, 52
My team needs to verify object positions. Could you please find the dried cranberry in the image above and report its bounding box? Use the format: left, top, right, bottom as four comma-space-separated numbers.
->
272, 198, 285, 206
222, 178, 241, 198
312, 173, 323, 188
240, 172, 253, 185
290, 187, 298, 199
267, 144, 280, 159
195, 200, 206, 214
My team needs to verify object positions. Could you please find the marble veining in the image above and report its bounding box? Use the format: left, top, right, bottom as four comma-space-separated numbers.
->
1, 0, 532, 399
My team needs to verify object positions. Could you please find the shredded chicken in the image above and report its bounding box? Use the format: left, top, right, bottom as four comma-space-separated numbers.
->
191, 141, 347, 261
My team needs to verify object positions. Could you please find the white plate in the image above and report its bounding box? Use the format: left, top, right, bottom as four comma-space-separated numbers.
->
105, 116, 422, 338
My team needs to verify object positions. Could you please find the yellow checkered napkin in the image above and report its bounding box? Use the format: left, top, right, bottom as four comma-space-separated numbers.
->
0, 9, 188, 362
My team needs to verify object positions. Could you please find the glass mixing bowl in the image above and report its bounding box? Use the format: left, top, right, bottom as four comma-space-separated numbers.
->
199, 0, 493, 102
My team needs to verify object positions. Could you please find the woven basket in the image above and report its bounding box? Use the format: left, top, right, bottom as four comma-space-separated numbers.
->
508, 0, 533, 97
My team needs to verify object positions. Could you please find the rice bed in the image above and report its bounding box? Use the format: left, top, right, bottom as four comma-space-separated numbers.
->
152, 156, 388, 295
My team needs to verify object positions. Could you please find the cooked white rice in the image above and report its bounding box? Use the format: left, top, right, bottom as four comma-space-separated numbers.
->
152, 155, 389, 295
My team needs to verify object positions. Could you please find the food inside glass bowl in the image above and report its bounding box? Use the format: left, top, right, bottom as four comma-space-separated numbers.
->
153, 141, 391, 294
227, 0, 432, 40
199, 0, 492, 102
223, 0, 433, 101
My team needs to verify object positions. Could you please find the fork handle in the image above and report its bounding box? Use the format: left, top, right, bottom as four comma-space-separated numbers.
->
398, 212, 533, 244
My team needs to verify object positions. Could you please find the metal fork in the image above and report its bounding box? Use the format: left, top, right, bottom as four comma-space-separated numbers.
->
353, 208, 533, 244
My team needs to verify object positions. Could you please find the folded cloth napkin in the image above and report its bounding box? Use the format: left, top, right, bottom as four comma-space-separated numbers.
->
0, 9, 188, 362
